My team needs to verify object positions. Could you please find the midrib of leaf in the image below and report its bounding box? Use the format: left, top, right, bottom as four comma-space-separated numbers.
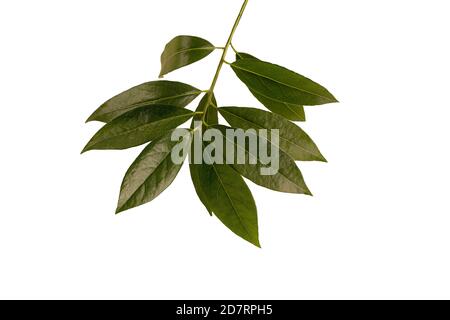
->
119, 149, 173, 210
222, 131, 308, 193
221, 131, 257, 163
212, 164, 252, 238
220, 109, 319, 159
201, 141, 252, 238
249, 88, 304, 119
164, 47, 216, 62
285, 104, 304, 119
99, 91, 200, 119
93, 113, 193, 146
236, 161, 307, 193
232, 64, 333, 101
284, 104, 304, 119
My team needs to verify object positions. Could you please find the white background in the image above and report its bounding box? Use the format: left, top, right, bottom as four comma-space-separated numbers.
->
1, 0, 449, 299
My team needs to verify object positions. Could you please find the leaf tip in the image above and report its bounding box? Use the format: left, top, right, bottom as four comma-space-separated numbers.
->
85, 107, 103, 123
158, 67, 167, 78
85, 114, 95, 123
251, 238, 262, 248
319, 154, 328, 163
329, 95, 339, 104
115, 206, 125, 215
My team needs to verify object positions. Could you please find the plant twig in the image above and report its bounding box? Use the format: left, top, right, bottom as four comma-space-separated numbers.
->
202, 0, 249, 123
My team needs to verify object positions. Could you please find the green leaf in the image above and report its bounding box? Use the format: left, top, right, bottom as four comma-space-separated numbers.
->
219, 107, 326, 162
191, 93, 219, 128
160, 35, 216, 77
86, 81, 201, 123
231, 58, 338, 106
249, 90, 306, 122
212, 125, 311, 195
189, 93, 218, 216
189, 102, 260, 246
189, 162, 213, 216
116, 130, 191, 214
235, 53, 305, 121
235, 52, 258, 60
196, 161, 260, 247
82, 105, 195, 153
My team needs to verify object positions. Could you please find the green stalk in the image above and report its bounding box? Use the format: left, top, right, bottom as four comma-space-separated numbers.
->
202, 0, 249, 123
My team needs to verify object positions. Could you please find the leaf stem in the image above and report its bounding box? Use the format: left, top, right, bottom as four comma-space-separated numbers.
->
231, 43, 240, 55
202, 0, 249, 122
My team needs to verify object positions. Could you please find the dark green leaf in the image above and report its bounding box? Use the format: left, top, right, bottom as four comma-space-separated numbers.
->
249, 88, 306, 122
116, 130, 191, 213
189, 107, 260, 245
191, 93, 219, 128
196, 160, 260, 247
160, 35, 215, 77
235, 52, 258, 60
235, 53, 305, 121
212, 125, 311, 195
231, 59, 338, 106
87, 81, 201, 123
189, 162, 213, 216
189, 93, 219, 216
219, 107, 326, 162
82, 105, 194, 153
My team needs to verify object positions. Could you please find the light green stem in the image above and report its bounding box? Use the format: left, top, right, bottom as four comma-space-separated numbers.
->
202, 0, 249, 123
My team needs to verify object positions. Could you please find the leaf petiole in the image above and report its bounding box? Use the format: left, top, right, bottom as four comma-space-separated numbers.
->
231, 43, 241, 57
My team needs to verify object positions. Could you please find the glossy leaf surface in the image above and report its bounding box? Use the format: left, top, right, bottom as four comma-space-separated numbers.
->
231, 59, 338, 106
82, 105, 194, 152
235, 53, 305, 121
87, 81, 201, 123
219, 107, 326, 162
190, 93, 219, 215
116, 131, 190, 213
160, 36, 215, 77
213, 125, 311, 195
197, 160, 260, 247
249, 88, 306, 121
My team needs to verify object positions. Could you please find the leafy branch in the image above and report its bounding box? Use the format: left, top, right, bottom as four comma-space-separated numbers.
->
82, 0, 338, 247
